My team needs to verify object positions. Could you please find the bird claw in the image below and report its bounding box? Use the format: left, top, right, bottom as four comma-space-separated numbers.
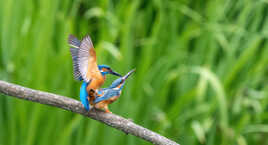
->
105, 109, 112, 113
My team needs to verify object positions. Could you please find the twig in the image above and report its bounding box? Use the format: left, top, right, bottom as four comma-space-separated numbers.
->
0, 80, 179, 145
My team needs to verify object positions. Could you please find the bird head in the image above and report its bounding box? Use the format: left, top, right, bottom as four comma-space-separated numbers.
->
109, 69, 136, 90
98, 65, 122, 77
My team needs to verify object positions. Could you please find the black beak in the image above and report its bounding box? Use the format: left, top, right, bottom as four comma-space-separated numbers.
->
122, 69, 136, 81
110, 70, 122, 77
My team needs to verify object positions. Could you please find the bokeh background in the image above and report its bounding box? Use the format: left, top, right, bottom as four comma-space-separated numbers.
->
0, 0, 268, 145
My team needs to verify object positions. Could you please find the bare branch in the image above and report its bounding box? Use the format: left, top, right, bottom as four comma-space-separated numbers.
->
0, 80, 179, 145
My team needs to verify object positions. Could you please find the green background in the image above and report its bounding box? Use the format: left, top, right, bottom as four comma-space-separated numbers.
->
0, 0, 268, 145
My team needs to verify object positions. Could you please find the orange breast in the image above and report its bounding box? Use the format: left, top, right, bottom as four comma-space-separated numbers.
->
86, 74, 105, 92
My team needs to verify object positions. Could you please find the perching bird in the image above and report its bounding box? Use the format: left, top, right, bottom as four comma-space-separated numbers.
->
68, 34, 121, 110
93, 69, 135, 113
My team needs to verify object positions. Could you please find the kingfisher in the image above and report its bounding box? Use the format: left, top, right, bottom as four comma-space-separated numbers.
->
68, 34, 122, 110
93, 69, 135, 113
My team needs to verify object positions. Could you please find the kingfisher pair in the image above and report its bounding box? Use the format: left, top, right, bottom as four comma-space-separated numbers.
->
68, 34, 134, 113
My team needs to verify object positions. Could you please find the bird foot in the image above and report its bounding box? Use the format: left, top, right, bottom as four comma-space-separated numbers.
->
105, 109, 112, 113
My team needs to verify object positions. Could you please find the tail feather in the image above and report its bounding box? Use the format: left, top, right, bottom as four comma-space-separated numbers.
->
80, 81, 90, 110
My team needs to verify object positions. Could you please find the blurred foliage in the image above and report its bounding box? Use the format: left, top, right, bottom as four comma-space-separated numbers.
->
0, 0, 268, 145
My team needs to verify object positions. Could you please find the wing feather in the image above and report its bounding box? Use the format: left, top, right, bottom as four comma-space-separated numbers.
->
68, 35, 82, 81
94, 90, 120, 103
78, 35, 99, 82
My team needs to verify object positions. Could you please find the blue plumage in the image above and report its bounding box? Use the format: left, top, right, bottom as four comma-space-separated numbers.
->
108, 79, 123, 89
98, 65, 121, 76
94, 69, 135, 104
94, 89, 120, 103
80, 81, 90, 110
98, 65, 110, 69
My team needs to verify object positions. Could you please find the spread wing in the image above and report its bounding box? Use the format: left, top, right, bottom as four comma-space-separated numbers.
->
94, 89, 120, 104
78, 35, 100, 83
68, 35, 82, 81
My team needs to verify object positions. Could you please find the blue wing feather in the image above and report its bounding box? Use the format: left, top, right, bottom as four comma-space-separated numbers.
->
94, 89, 120, 104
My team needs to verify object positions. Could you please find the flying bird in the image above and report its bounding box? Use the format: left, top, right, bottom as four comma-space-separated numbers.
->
68, 35, 121, 110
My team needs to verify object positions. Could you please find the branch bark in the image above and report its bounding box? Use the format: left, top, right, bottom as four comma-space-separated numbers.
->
0, 80, 179, 145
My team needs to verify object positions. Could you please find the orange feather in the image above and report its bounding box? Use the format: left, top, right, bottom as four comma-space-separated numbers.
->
94, 96, 119, 113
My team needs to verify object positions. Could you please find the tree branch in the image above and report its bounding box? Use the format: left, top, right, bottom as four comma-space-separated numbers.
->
0, 80, 179, 145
